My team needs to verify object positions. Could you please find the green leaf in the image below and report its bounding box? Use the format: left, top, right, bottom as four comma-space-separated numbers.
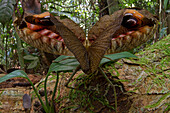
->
48, 53, 137, 73
0, 0, 16, 25
100, 52, 137, 64
27, 60, 39, 69
24, 55, 38, 60
0, 70, 28, 83
48, 55, 79, 73
164, 0, 168, 9
159, 27, 168, 38
53, 55, 72, 62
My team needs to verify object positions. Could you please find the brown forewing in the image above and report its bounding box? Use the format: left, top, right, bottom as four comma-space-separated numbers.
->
54, 16, 86, 41
50, 15, 90, 73
88, 9, 125, 43
87, 10, 125, 74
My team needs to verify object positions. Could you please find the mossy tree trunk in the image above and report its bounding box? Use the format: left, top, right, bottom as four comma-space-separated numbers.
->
98, 0, 119, 18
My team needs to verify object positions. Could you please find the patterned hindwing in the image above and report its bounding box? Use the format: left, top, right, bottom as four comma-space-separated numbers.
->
87, 8, 158, 74
14, 19, 68, 55
14, 12, 87, 56
25, 12, 86, 41
105, 8, 158, 54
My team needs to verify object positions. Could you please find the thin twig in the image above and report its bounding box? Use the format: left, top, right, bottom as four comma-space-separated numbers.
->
99, 67, 117, 113
43, 2, 78, 8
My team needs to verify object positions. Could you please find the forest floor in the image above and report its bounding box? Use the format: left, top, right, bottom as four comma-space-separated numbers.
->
0, 34, 169, 113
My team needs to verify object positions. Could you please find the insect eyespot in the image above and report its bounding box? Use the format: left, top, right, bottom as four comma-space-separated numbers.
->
121, 15, 139, 29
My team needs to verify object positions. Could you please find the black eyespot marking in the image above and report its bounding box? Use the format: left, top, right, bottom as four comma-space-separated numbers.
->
121, 14, 139, 29
19, 21, 27, 29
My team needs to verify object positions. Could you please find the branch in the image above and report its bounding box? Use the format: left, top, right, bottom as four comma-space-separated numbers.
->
43, 2, 78, 8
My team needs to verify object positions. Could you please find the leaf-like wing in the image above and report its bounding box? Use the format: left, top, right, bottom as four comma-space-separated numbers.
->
87, 9, 125, 74
50, 14, 89, 72
88, 9, 125, 40
54, 16, 86, 42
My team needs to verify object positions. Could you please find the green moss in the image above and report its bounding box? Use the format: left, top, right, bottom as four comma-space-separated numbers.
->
145, 92, 170, 109
135, 35, 170, 78
137, 35, 170, 64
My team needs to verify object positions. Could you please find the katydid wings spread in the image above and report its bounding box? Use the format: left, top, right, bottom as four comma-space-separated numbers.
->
14, 8, 158, 74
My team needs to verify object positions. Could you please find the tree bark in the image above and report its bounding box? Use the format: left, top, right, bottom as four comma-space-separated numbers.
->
166, 10, 170, 34
99, 0, 109, 18
107, 0, 119, 15
99, 0, 119, 18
